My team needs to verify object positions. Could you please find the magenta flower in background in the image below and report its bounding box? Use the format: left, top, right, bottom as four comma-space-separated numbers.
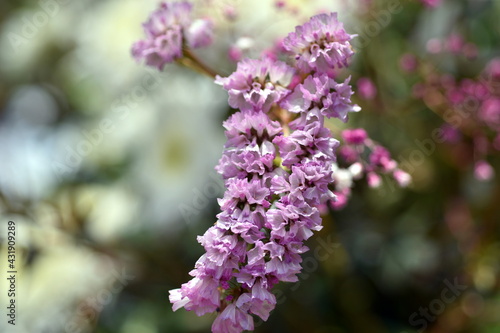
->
367, 172, 382, 188
400, 53, 418, 73
330, 188, 350, 210
342, 128, 367, 145
413, 54, 500, 179
486, 58, 500, 82
440, 124, 462, 144
479, 98, 500, 128
446, 34, 464, 54
393, 169, 412, 187
329, 128, 411, 208
370, 146, 396, 172
357, 77, 377, 100
420, 0, 442, 8
474, 160, 495, 181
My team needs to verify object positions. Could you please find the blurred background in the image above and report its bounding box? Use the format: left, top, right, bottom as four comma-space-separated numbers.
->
0, 0, 499, 332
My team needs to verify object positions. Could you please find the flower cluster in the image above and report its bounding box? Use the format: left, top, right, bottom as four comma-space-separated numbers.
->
413, 57, 500, 181
168, 11, 359, 333
131, 1, 213, 70
129, 1, 417, 331
130, 2, 417, 330
330, 128, 411, 210
215, 58, 295, 113
133, 2, 409, 332
280, 74, 360, 121
426, 33, 478, 60
283, 12, 355, 73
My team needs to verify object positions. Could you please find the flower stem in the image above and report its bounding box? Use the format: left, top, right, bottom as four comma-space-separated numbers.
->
179, 48, 219, 79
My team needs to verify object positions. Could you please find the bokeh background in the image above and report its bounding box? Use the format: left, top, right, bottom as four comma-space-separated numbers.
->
0, 0, 499, 332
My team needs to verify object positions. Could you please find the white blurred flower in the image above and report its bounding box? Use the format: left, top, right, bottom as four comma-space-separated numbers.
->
78, 185, 139, 243
348, 162, 364, 179
127, 71, 227, 230
0, 86, 61, 202
332, 164, 354, 191
0, 219, 136, 333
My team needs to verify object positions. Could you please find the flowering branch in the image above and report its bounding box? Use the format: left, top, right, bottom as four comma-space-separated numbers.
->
168, 12, 359, 333
131, 1, 216, 74
131, 3, 410, 332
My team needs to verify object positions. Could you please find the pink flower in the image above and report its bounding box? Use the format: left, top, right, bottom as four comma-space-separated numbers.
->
474, 160, 495, 181
370, 146, 396, 172
186, 19, 214, 48
393, 169, 411, 187
167, 10, 371, 332
445, 34, 464, 54
228, 46, 243, 62
131, 1, 213, 70
281, 74, 360, 122
426, 38, 442, 54
342, 128, 367, 145
479, 98, 500, 128
211, 303, 254, 333
330, 188, 350, 210
215, 57, 295, 112
283, 13, 355, 73
399, 53, 418, 73
367, 172, 382, 188
420, 0, 442, 8
169, 276, 221, 316
357, 77, 377, 100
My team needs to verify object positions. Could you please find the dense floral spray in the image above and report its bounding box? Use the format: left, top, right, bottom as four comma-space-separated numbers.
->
132, 3, 410, 332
